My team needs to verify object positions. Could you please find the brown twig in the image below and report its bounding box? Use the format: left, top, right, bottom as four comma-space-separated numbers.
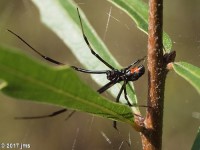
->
138, 0, 176, 148
139, 0, 170, 149
129, 0, 176, 148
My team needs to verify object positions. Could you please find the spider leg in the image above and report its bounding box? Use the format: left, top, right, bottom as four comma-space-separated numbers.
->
123, 83, 133, 106
125, 56, 146, 70
113, 121, 118, 131
113, 81, 126, 130
97, 78, 118, 93
14, 108, 67, 119
7, 29, 65, 65
123, 82, 149, 108
77, 8, 114, 70
123, 84, 147, 124
116, 81, 126, 103
113, 81, 147, 130
71, 66, 108, 74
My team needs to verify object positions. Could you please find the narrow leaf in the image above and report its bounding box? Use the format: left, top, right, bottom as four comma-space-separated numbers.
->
0, 45, 134, 125
30, 0, 137, 105
173, 62, 200, 94
108, 0, 172, 52
192, 127, 200, 150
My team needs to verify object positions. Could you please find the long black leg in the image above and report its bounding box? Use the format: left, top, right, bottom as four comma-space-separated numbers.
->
113, 121, 118, 130
123, 81, 132, 106
14, 108, 67, 119
113, 81, 126, 130
116, 81, 127, 103
113, 82, 148, 129
125, 56, 146, 70
97, 79, 117, 94
113, 81, 149, 130
77, 8, 114, 70
123, 84, 150, 108
123, 85, 146, 124
7, 29, 65, 65
71, 66, 108, 74
123, 83, 150, 124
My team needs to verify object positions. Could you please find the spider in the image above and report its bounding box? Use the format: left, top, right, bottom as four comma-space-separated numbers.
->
8, 8, 146, 129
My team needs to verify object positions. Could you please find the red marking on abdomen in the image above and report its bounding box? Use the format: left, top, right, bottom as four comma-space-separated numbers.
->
130, 67, 139, 74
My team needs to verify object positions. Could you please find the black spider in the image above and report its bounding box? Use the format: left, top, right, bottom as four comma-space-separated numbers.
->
8, 8, 146, 129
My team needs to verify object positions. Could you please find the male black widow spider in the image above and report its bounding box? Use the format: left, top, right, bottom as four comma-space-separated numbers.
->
8, 8, 146, 129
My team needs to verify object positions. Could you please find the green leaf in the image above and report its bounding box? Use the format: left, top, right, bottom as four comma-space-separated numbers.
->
192, 127, 200, 150
0, 45, 134, 125
173, 62, 200, 94
108, 0, 172, 52
31, 0, 137, 105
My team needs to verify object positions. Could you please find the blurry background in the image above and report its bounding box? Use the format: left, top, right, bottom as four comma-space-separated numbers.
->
0, 0, 199, 150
